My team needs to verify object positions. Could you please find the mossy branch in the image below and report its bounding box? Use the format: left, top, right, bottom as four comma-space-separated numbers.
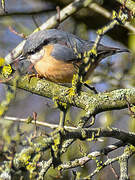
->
83, 145, 135, 179
8, 127, 135, 173
58, 141, 125, 170
117, 0, 135, 14
3, 74, 135, 116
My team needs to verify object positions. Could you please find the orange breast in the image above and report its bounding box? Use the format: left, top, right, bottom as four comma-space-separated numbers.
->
34, 45, 77, 83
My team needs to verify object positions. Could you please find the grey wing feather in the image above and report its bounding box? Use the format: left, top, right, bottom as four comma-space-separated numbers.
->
51, 44, 78, 61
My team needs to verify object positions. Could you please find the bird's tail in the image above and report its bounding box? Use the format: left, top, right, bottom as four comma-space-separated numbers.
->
97, 46, 130, 62
115, 48, 130, 53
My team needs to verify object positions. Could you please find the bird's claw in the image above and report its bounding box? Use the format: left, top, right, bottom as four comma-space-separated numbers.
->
27, 73, 42, 82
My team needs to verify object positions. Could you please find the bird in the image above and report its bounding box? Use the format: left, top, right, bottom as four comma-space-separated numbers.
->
19, 29, 129, 83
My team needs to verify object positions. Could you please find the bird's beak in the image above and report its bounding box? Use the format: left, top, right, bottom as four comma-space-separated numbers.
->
10, 54, 26, 65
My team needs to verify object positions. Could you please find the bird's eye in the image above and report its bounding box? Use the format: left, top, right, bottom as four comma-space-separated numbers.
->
29, 48, 45, 63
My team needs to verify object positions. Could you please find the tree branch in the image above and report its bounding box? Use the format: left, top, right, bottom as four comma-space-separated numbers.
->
4, 75, 135, 117
89, 2, 135, 33
58, 141, 125, 170
119, 145, 134, 180
64, 127, 135, 145
117, 0, 135, 14
11, 126, 135, 173
83, 145, 135, 179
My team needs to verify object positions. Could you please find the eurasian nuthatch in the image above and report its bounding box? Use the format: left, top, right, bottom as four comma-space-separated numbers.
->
20, 29, 129, 83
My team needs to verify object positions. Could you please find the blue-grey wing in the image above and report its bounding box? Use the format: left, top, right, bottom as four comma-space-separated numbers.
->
51, 44, 79, 61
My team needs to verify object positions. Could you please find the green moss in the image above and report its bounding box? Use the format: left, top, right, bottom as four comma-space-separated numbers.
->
81, 129, 87, 139
1, 65, 12, 78
125, 145, 135, 153
26, 116, 33, 123
15, 148, 35, 168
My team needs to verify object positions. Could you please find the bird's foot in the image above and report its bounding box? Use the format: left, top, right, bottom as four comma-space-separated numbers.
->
27, 73, 43, 82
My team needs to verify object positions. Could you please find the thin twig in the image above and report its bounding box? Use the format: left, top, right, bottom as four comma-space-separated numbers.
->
3, 115, 77, 130
58, 141, 125, 170
8, 26, 26, 39
107, 155, 119, 179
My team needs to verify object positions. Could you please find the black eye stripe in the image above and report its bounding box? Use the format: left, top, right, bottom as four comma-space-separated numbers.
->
26, 45, 46, 56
